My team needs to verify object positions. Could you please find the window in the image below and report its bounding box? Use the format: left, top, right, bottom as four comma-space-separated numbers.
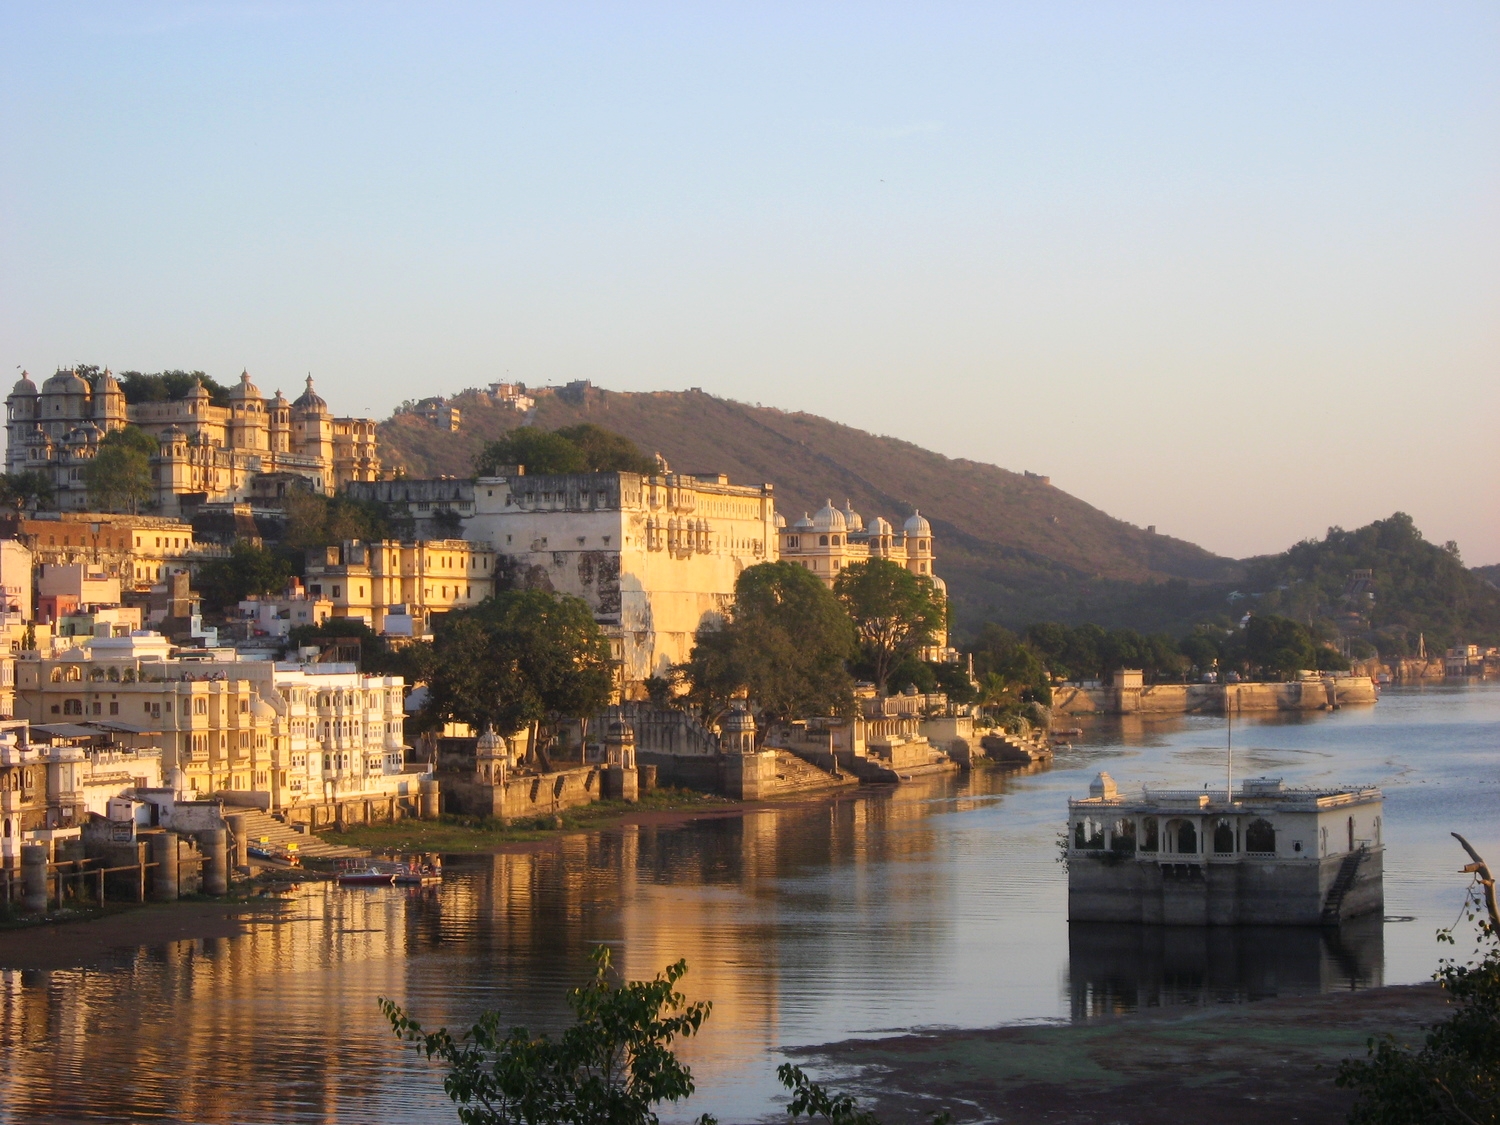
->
109, 702, 119, 715
63, 699, 83, 715
1245, 818, 1275, 854
819, 535, 828, 546
332, 586, 341, 598
1213, 819, 1236, 854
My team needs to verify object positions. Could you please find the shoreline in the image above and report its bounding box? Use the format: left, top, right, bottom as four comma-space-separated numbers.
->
316, 785, 873, 856
0, 787, 871, 969
785, 981, 1450, 1124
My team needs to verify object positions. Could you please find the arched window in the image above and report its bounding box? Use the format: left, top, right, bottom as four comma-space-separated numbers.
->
819, 535, 829, 546
1171, 819, 1197, 855
1140, 816, 1159, 852
1213, 819, 1235, 854
1245, 818, 1275, 854
66, 666, 81, 682
63, 699, 83, 715
50, 668, 62, 683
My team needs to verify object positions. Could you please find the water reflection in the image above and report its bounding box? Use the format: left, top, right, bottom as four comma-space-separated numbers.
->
1068, 917, 1384, 1018
0, 685, 1492, 1124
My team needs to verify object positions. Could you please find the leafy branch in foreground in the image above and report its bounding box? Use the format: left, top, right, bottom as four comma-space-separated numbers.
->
382, 946, 713, 1125
385, 946, 952, 1125
1336, 833, 1500, 1124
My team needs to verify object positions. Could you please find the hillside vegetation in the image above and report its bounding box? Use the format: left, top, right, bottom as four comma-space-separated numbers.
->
1235, 513, 1500, 656
379, 385, 1239, 629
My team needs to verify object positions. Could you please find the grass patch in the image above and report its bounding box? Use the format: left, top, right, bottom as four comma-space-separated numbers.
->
318, 788, 733, 852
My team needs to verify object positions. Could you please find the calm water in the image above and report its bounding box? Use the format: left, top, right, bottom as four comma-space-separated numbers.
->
2, 683, 1496, 1123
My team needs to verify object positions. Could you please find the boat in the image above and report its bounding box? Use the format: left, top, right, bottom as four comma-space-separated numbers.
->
336, 868, 397, 887
392, 862, 443, 886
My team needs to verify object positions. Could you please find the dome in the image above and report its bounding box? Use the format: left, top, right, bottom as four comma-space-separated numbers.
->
868, 516, 893, 536
293, 375, 327, 412
229, 369, 262, 401
721, 704, 756, 734
43, 368, 88, 395
158, 425, 186, 441
186, 379, 211, 401
903, 510, 932, 538
250, 698, 277, 721
793, 512, 815, 530
774, 512, 786, 528
476, 725, 504, 753
10, 371, 37, 397
94, 368, 121, 392
812, 500, 847, 534
840, 499, 864, 532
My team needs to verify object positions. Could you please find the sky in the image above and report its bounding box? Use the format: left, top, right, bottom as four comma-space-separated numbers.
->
2, 2, 1496, 564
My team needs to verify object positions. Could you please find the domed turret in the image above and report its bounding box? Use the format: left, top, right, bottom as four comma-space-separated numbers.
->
229, 369, 262, 401
10, 371, 37, 398
868, 516, 893, 536
903, 511, 932, 538
840, 499, 864, 533
774, 512, 786, 529
43, 368, 89, 396
251, 697, 277, 722
293, 375, 327, 412
812, 500, 847, 534
793, 512, 814, 531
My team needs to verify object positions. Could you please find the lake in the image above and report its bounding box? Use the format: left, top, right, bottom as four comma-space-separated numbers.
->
1, 683, 1495, 1123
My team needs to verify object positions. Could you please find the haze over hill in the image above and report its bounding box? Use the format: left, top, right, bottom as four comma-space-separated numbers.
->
380, 384, 1241, 630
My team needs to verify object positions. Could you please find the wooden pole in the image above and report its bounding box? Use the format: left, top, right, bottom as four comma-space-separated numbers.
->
1453, 833, 1499, 931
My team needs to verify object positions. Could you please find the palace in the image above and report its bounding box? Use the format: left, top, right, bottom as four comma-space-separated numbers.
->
6, 369, 380, 517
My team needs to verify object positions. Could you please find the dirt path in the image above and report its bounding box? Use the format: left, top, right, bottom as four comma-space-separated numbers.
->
788, 983, 1450, 1124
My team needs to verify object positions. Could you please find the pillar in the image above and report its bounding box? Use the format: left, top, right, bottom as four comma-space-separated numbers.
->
150, 832, 179, 901
421, 778, 441, 819
199, 828, 228, 896
20, 844, 49, 913
603, 765, 639, 803
225, 813, 249, 872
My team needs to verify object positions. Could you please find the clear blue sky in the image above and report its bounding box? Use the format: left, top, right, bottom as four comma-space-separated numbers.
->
2, 2, 1496, 563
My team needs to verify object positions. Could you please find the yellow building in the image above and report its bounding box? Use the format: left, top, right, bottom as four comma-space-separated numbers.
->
6, 369, 380, 516
779, 499, 949, 653
303, 538, 497, 634
464, 468, 777, 684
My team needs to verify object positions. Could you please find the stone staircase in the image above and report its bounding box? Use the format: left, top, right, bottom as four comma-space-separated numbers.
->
232, 808, 368, 861
771, 751, 858, 796
1320, 845, 1367, 925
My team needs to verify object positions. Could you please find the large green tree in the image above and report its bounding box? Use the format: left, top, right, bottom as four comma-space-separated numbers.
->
0, 470, 55, 513
196, 541, 292, 611
833, 558, 946, 696
473, 424, 656, 477
421, 590, 615, 760
84, 427, 157, 513
681, 561, 855, 726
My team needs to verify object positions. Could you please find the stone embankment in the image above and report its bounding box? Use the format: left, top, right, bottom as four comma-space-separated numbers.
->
1053, 677, 1378, 716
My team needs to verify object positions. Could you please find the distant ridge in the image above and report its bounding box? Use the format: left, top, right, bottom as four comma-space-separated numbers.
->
379, 385, 1240, 629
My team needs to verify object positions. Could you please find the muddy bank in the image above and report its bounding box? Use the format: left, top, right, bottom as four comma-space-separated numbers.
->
788, 982, 1449, 1124
0, 898, 291, 972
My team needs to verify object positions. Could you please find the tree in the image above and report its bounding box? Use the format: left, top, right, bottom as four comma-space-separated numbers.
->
833, 558, 947, 697
475, 427, 587, 476
474, 424, 656, 477
1241, 614, 1317, 680
382, 946, 714, 1125
0, 470, 55, 513
421, 590, 615, 759
681, 561, 855, 727
196, 541, 292, 611
280, 488, 389, 552
117, 369, 232, 407
84, 427, 157, 513
1336, 835, 1499, 1123
554, 424, 657, 474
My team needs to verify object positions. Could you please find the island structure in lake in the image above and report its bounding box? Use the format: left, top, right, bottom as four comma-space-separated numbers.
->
1066, 774, 1383, 926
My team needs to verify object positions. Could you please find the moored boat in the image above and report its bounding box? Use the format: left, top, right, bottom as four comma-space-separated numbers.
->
336, 868, 397, 887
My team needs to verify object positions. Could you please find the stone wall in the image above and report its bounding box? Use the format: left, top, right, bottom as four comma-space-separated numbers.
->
1068, 848, 1383, 926
441, 764, 602, 823
1053, 677, 1378, 716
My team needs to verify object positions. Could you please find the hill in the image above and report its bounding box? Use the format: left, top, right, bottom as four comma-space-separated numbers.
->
379, 384, 1240, 630
1236, 513, 1500, 655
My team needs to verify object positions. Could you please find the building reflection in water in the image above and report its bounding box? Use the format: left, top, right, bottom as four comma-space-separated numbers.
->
1067, 916, 1385, 1019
